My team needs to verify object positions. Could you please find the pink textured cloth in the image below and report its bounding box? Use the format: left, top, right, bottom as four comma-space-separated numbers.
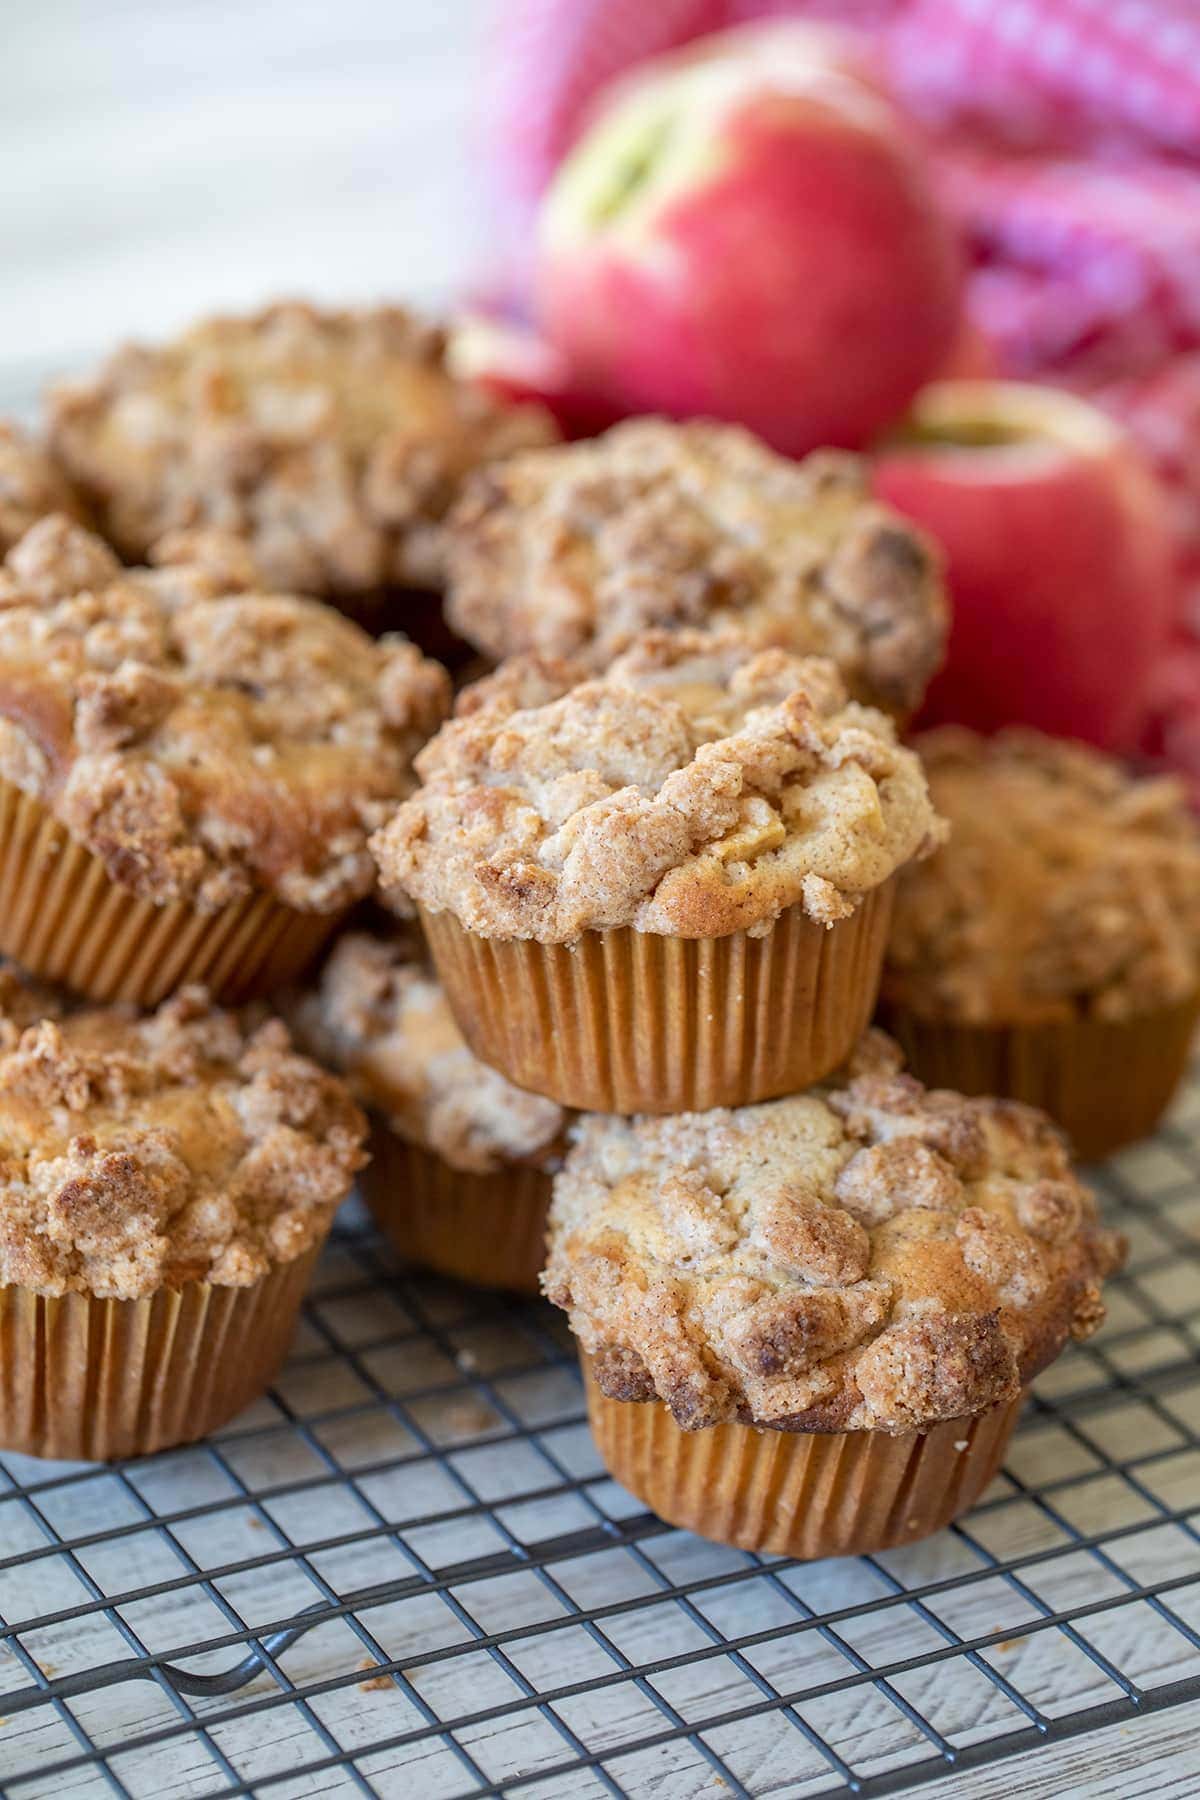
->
482, 0, 1200, 789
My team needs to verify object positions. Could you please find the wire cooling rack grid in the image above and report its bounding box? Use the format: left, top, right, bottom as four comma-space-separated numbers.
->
2, 1065, 1200, 1800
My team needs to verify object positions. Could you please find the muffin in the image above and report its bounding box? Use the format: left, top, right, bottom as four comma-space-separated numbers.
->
445, 418, 947, 713
882, 728, 1200, 1160
372, 629, 941, 1113
298, 932, 566, 1292
45, 301, 558, 646
0, 971, 367, 1460
0, 420, 85, 550
0, 514, 450, 1005
544, 1032, 1124, 1558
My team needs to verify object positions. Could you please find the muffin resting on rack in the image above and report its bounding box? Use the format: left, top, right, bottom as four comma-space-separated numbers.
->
544, 1029, 1124, 1557
0, 969, 367, 1458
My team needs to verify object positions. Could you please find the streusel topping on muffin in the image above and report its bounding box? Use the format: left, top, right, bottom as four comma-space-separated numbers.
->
0, 977, 367, 1299
544, 1033, 1123, 1434
0, 420, 84, 552
0, 516, 451, 912
297, 932, 565, 1173
372, 630, 942, 941
445, 420, 946, 711
47, 301, 558, 595
886, 728, 1200, 1025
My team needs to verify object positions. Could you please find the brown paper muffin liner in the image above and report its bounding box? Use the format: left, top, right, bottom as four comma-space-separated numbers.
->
362, 1122, 553, 1293
0, 1246, 320, 1462
419, 881, 895, 1114
583, 1358, 1023, 1558
0, 779, 342, 1006
881, 992, 1200, 1162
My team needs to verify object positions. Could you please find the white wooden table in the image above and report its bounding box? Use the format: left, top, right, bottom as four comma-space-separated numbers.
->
0, 0, 488, 412
1, 5, 1197, 1793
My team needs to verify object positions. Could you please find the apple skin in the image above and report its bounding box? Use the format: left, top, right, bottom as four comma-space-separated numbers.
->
1142, 635, 1200, 806
449, 315, 622, 439
936, 319, 995, 381
873, 381, 1177, 751
535, 30, 963, 456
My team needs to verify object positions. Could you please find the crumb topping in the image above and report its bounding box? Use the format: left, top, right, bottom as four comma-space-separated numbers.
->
543, 1032, 1124, 1433
0, 974, 367, 1299
372, 629, 942, 942
0, 421, 84, 552
886, 728, 1200, 1024
445, 420, 947, 713
46, 301, 558, 595
0, 516, 451, 911
295, 932, 566, 1173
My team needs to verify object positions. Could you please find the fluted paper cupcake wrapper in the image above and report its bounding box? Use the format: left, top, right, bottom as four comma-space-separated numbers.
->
420, 882, 895, 1114
0, 1247, 320, 1462
881, 993, 1200, 1163
0, 779, 341, 1006
363, 1124, 553, 1294
583, 1359, 1023, 1559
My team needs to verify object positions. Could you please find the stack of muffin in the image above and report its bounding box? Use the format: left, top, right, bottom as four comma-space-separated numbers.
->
2, 303, 1193, 1563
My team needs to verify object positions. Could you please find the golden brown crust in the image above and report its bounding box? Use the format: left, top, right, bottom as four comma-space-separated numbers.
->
294, 931, 565, 1173
886, 727, 1200, 1024
46, 301, 558, 596
0, 421, 86, 552
371, 629, 942, 942
0, 516, 451, 912
445, 420, 947, 712
542, 1033, 1124, 1434
0, 971, 367, 1300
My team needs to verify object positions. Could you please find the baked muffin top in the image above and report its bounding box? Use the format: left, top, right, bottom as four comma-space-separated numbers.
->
0, 974, 367, 1300
0, 516, 451, 913
445, 420, 946, 712
0, 420, 84, 552
885, 728, 1200, 1025
297, 932, 565, 1173
544, 1033, 1123, 1434
372, 629, 942, 942
46, 301, 558, 596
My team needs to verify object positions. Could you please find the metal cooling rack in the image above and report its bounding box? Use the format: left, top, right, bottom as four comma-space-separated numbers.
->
2, 1066, 1200, 1799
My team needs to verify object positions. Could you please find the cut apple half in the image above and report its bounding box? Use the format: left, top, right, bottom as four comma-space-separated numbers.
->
874, 379, 1176, 748
879, 381, 1133, 478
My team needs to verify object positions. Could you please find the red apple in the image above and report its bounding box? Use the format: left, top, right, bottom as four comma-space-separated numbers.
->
535, 24, 964, 456
449, 314, 621, 439
1142, 635, 1200, 806
936, 319, 996, 381
874, 381, 1176, 750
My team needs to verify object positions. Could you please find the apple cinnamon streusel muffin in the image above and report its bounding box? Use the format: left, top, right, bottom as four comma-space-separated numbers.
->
298, 932, 566, 1292
544, 1032, 1124, 1557
0, 515, 450, 1004
46, 301, 558, 644
883, 728, 1200, 1159
445, 418, 947, 712
0, 419, 85, 551
0, 972, 367, 1459
372, 628, 942, 1112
